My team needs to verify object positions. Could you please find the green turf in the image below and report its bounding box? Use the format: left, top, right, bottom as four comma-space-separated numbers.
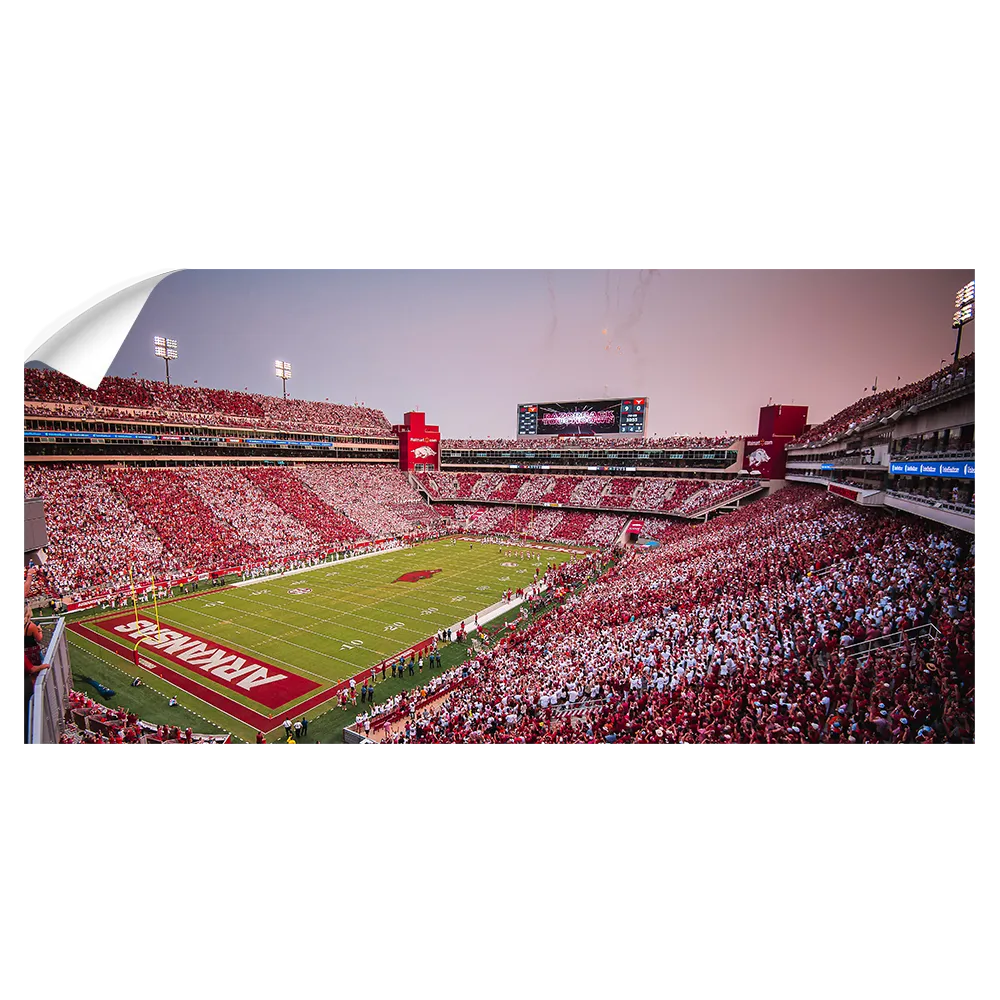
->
67, 637, 229, 738
76, 537, 590, 742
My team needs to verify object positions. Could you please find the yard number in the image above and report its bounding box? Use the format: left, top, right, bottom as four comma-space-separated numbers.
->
340, 639, 365, 650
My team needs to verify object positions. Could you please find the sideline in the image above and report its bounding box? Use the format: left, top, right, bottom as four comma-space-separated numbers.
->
230, 540, 410, 588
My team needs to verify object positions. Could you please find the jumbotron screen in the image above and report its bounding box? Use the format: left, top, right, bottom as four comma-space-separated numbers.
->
517, 398, 648, 437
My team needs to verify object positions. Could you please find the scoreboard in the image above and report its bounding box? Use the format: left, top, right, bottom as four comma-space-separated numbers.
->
517, 398, 648, 437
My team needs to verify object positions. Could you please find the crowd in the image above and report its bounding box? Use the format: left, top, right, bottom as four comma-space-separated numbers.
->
791, 354, 975, 447
295, 464, 441, 538
418, 471, 759, 516
24, 369, 393, 437
459, 506, 629, 546
441, 435, 737, 451
386, 486, 974, 743
24, 465, 166, 598
24, 463, 446, 602
61, 690, 224, 743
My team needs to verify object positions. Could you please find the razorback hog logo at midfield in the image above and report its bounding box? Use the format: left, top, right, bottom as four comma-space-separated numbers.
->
394, 568, 443, 583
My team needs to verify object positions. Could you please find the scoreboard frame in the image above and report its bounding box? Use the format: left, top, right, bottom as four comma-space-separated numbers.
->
516, 397, 649, 437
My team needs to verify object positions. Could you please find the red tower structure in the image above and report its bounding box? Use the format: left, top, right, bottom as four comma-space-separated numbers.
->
742, 404, 809, 479
393, 411, 441, 472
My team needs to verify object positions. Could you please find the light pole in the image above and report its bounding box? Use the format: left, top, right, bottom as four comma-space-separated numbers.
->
275, 360, 292, 401
153, 337, 178, 385
952, 280, 975, 367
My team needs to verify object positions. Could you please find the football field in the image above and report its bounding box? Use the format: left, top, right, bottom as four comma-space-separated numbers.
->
67, 537, 589, 741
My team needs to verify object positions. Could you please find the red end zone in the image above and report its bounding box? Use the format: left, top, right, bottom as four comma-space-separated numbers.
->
89, 614, 319, 709
70, 610, 443, 735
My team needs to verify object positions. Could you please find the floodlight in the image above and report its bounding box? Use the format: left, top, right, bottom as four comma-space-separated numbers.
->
274, 359, 292, 399
153, 336, 179, 384
952, 305, 974, 328
954, 281, 975, 308
949, 281, 975, 368
153, 336, 178, 360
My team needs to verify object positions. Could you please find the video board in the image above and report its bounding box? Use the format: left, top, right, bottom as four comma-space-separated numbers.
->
516, 398, 647, 436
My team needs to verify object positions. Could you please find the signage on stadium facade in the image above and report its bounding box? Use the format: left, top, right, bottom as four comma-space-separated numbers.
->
26, 430, 159, 440
828, 483, 860, 501
742, 439, 786, 480
889, 461, 974, 479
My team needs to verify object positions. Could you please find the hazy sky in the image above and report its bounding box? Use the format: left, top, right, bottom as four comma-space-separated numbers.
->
106, 270, 975, 438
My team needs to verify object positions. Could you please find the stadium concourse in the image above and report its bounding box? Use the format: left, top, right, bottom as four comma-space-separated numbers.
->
23, 364, 973, 744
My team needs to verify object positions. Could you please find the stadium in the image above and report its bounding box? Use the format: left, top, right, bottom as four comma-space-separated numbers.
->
23, 276, 975, 745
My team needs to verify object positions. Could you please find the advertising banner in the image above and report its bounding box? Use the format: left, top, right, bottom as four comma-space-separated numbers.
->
828, 484, 860, 501
408, 436, 439, 465
889, 461, 974, 479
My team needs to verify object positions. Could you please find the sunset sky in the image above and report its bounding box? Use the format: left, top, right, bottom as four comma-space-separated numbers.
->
106, 269, 975, 438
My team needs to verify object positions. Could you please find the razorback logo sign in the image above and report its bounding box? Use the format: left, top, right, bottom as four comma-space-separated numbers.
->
394, 569, 443, 583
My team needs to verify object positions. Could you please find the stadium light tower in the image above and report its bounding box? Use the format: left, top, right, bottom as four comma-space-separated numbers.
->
952, 280, 975, 367
153, 336, 178, 385
274, 359, 292, 400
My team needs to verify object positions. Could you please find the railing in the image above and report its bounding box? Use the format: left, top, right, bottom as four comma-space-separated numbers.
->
856, 491, 885, 506
28, 617, 73, 744
551, 694, 601, 715
842, 622, 941, 661
885, 491, 975, 516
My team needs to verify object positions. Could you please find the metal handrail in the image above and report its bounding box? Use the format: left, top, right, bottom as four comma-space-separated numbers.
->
842, 622, 942, 660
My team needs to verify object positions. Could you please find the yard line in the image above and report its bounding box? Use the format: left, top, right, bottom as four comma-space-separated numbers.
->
219, 589, 431, 646
119, 538, 569, 686
161, 590, 457, 680
151, 603, 358, 677
220, 544, 516, 635
69, 630, 291, 737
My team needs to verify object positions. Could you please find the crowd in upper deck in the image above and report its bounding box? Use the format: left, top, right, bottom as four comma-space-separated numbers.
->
417, 471, 758, 516
24, 368, 393, 437
790, 355, 974, 447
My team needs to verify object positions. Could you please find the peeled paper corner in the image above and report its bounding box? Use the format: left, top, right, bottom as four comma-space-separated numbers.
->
23, 270, 181, 389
